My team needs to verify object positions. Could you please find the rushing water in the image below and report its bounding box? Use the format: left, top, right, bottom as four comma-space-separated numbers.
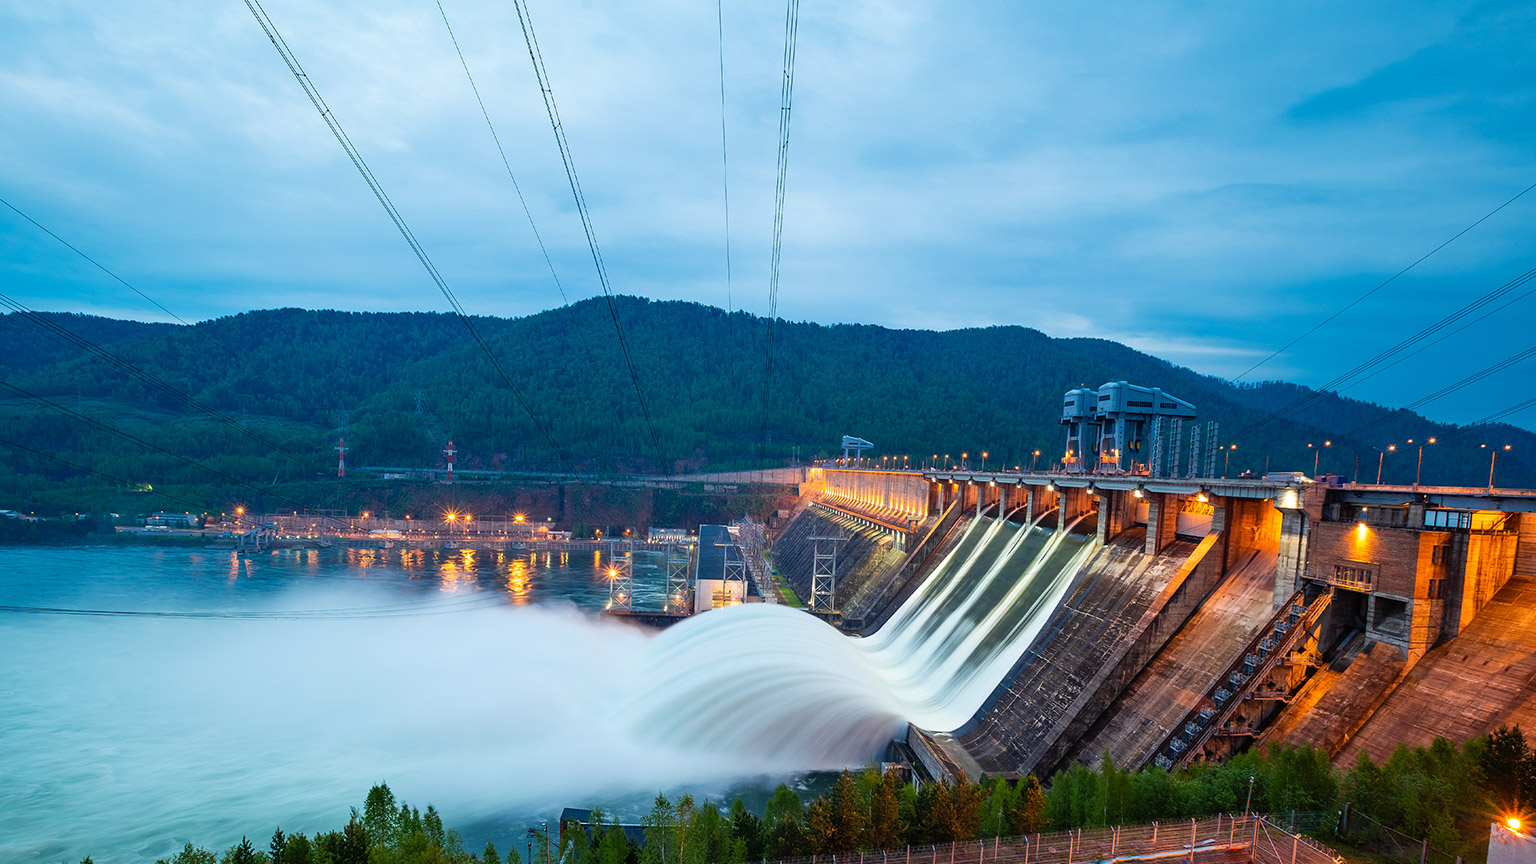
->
2, 520, 1097, 863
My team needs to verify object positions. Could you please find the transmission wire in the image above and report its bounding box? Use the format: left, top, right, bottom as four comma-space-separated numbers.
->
241, 0, 574, 472
1231, 180, 1536, 383
507, 0, 671, 474
716, 0, 735, 331
757, 0, 801, 469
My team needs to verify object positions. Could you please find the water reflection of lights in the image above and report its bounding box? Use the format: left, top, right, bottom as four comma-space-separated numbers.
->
506, 559, 530, 604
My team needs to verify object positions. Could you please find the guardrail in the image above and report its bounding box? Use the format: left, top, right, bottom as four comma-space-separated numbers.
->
724, 815, 1342, 864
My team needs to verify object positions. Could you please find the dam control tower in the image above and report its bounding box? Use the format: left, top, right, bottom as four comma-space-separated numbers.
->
1060, 381, 1196, 474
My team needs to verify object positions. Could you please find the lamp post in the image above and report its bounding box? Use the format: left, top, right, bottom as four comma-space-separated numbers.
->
962, 451, 969, 470
1414, 437, 1436, 491
1485, 443, 1511, 492
1031, 449, 1041, 472
1223, 444, 1236, 479
981, 451, 989, 472
1309, 440, 1331, 478
1375, 444, 1396, 485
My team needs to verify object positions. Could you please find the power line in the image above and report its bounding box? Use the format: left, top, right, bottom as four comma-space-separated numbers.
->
0, 194, 255, 371
1338, 278, 1536, 395
507, 0, 670, 473
1231, 180, 1536, 383
241, 0, 574, 471
1339, 339, 1536, 441
758, 0, 801, 468
716, 0, 735, 329
1227, 263, 1536, 444
433, 1, 571, 310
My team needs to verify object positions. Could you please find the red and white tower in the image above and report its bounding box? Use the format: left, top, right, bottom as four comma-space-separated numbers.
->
336, 435, 346, 479
443, 440, 456, 484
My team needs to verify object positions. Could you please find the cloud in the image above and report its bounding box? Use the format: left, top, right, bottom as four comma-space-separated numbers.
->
1, 0, 1534, 428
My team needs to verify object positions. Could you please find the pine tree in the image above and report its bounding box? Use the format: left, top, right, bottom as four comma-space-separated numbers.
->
485, 841, 503, 864
269, 827, 287, 864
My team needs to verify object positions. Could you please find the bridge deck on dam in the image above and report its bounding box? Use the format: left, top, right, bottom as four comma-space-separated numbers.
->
958, 527, 1198, 774
1073, 548, 1279, 770
1335, 575, 1536, 766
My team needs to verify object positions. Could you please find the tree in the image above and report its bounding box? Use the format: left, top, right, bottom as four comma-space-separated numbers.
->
156, 843, 217, 864
223, 836, 257, 864
269, 828, 287, 864
338, 819, 369, 864
869, 770, 903, 849
596, 815, 634, 864
641, 793, 675, 864
1009, 775, 1048, 835
1482, 725, 1531, 809
282, 834, 313, 864
730, 797, 765, 860
485, 841, 504, 864
829, 770, 868, 851
765, 786, 808, 859
362, 782, 400, 849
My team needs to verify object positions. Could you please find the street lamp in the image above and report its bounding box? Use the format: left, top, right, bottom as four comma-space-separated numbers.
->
1223, 444, 1237, 478
1414, 437, 1436, 491
1032, 449, 1041, 472
1308, 441, 1331, 478
1484, 443, 1512, 492
962, 452, 969, 470
1375, 444, 1396, 485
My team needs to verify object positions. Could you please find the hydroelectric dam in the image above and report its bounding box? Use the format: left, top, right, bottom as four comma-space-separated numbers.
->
643, 381, 1536, 784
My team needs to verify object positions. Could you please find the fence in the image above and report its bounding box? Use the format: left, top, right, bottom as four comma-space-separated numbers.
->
729, 815, 1343, 864
1336, 807, 1463, 864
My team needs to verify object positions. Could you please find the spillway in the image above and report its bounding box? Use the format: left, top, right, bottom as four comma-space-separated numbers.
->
628, 515, 1097, 764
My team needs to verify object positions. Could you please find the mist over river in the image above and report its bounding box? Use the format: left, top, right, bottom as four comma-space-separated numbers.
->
3, 517, 1082, 862
0, 546, 851, 864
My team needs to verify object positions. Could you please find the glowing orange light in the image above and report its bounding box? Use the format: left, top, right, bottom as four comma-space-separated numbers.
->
1509, 817, 1522, 831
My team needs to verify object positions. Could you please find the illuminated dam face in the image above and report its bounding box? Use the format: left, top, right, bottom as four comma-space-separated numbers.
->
629, 515, 1096, 766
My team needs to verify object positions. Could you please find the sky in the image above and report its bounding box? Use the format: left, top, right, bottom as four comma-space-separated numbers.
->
1, 0, 1534, 430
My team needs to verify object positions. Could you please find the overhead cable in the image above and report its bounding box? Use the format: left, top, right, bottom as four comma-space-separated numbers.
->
758, 0, 801, 467
0, 195, 254, 370
507, 0, 670, 473
1231, 180, 1536, 383
241, 0, 573, 471
716, 0, 735, 328
1228, 263, 1536, 443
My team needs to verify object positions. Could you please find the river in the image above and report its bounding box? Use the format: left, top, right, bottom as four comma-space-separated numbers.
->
0, 545, 818, 863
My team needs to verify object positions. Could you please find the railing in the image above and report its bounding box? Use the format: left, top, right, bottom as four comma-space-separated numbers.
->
725, 815, 1342, 864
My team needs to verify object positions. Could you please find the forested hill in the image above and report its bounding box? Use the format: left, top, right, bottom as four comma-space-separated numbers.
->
0, 297, 1531, 498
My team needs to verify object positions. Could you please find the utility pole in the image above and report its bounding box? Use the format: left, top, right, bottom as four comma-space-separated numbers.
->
809, 533, 846, 614
606, 539, 633, 611
666, 541, 691, 613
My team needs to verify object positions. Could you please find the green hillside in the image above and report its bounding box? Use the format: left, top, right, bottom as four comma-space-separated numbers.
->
0, 297, 1530, 516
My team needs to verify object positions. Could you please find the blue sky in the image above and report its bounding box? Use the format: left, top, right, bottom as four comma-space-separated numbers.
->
2, 0, 1534, 429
